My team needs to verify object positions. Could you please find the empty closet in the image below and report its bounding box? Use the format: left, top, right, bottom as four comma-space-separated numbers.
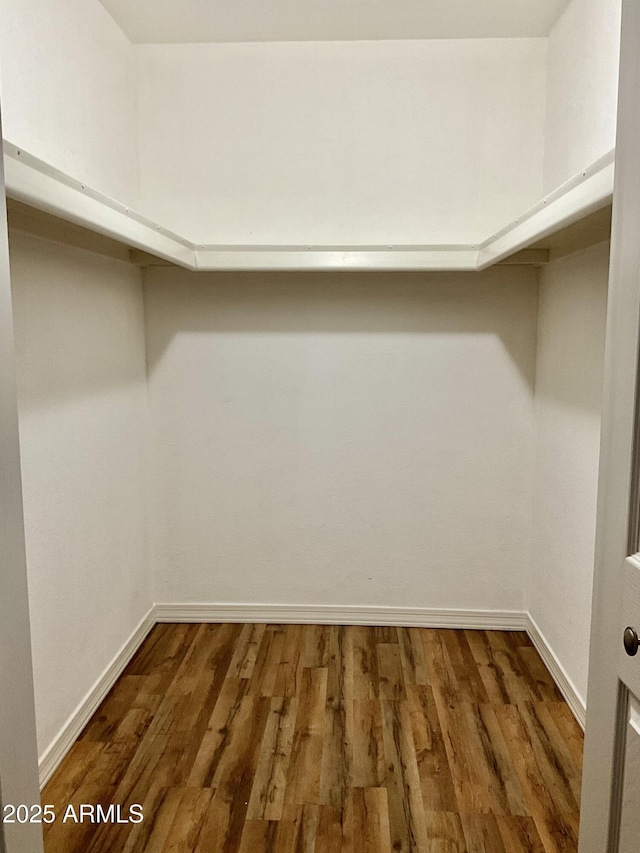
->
0, 0, 626, 850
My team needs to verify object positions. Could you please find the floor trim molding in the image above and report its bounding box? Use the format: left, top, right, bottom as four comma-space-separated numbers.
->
525, 614, 587, 730
154, 602, 527, 631
38, 604, 587, 789
38, 607, 156, 788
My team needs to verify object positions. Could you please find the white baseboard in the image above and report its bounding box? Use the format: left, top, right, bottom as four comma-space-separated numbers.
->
525, 614, 587, 730
155, 605, 587, 729
38, 607, 156, 788
154, 602, 527, 631
38, 604, 586, 790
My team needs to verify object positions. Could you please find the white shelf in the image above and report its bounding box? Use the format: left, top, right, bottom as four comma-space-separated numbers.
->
3, 140, 614, 272
476, 149, 615, 269
3, 144, 194, 267
192, 245, 479, 271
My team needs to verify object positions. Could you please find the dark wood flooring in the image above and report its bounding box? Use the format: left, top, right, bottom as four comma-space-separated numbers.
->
42, 624, 583, 852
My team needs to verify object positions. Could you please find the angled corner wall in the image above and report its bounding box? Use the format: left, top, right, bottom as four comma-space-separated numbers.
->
529, 241, 610, 712
543, 0, 622, 192
524, 0, 621, 716
0, 0, 140, 208
8, 230, 152, 769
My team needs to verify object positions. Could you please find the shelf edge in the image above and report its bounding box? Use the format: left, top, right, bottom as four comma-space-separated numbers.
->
3, 140, 615, 273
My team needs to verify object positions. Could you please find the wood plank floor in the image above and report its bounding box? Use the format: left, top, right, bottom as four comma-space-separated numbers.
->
42, 624, 583, 853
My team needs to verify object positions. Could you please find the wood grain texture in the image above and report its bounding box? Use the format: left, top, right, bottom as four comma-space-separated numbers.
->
42, 625, 583, 852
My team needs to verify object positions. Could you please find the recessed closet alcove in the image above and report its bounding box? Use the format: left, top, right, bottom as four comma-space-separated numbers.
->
0, 0, 623, 850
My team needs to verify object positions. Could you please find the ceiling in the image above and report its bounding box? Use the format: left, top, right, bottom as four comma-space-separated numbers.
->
98, 0, 571, 44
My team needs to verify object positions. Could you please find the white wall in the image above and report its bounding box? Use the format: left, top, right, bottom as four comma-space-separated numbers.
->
0, 0, 139, 206
9, 231, 150, 759
0, 156, 43, 853
530, 241, 609, 705
144, 267, 537, 611
136, 40, 546, 245
0, 0, 617, 749
0, 0, 622, 243
543, 0, 621, 192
